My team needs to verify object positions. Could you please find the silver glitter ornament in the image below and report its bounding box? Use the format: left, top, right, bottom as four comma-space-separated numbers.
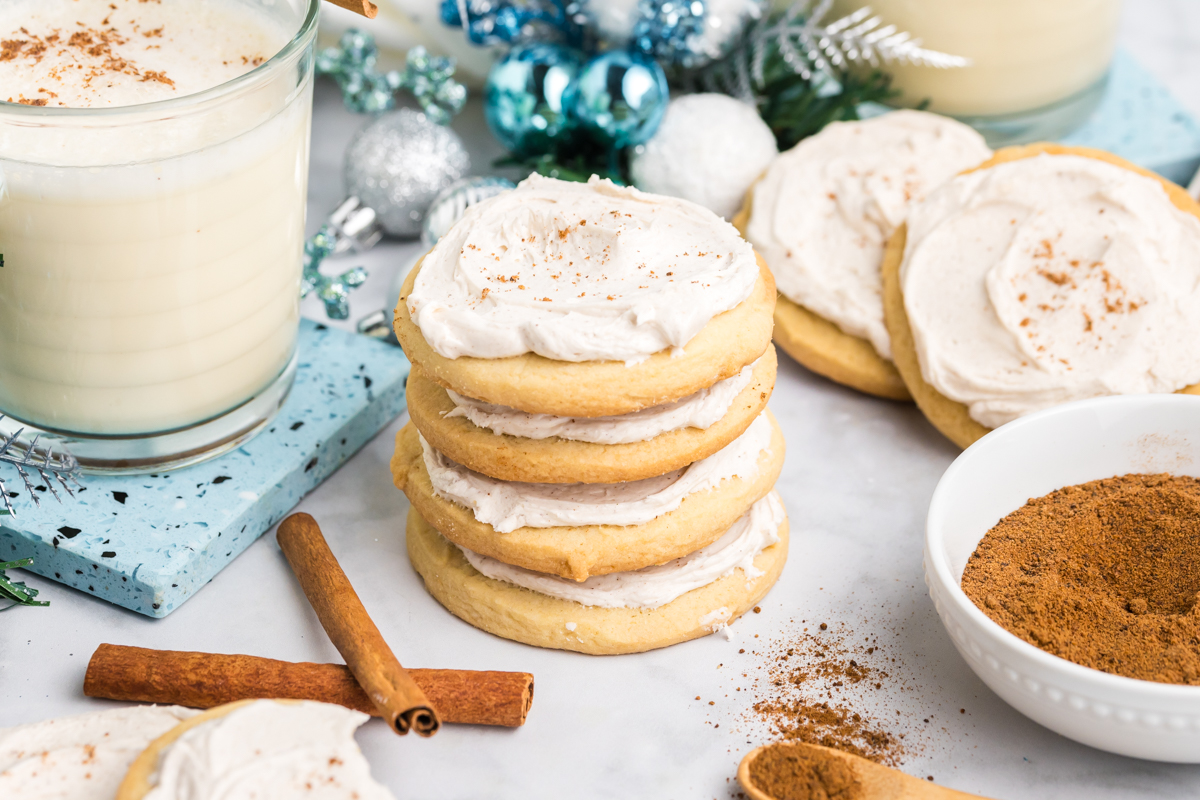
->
343, 109, 471, 238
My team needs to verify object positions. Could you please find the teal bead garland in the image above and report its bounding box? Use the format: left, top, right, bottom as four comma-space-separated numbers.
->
484, 42, 584, 157
571, 50, 668, 147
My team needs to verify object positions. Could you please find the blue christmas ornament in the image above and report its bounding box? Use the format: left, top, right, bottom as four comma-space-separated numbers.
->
316, 30, 466, 123
579, 0, 762, 69
572, 50, 668, 147
440, 0, 581, 46
316, 29, 399, 113
301, 227, 369, 321
632, 0, 706, 67
485, 42, 584, 157
400, 46, 469, 125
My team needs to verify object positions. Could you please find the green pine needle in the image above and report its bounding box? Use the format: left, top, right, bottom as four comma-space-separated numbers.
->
756, 69, 897, 152
494, 148, 626, 186
0, 557, 49, 608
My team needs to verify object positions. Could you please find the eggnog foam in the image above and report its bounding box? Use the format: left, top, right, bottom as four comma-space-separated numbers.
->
0, 0, 289, 109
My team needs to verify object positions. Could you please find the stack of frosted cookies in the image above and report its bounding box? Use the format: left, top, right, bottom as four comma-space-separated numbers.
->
391, 175, 787, 655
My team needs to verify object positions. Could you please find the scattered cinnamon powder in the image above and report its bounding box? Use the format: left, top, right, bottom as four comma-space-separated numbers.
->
748, 743, 863, 800
962, 473, 1200, 684
736, 625, 910, 766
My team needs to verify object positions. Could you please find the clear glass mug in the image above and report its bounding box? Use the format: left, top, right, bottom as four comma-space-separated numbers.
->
0, 0, 319, 472
831, 0, 1122, 145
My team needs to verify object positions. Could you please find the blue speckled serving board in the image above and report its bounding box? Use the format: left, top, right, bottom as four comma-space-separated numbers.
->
0, 320, 409, 618
1061, 50, 1200, 184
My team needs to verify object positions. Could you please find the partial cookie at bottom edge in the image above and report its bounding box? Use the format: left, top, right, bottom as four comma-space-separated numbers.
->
405, 506, 790, 656
118, 700, 261, 800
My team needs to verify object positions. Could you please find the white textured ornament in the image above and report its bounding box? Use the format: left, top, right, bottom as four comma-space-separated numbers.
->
585, 0, 641, 45
630, 93, 777, 220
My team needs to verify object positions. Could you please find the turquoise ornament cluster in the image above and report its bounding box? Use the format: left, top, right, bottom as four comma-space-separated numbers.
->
484, 41, 668, 158
485, 43, 583, 156
573, 50, 668, 147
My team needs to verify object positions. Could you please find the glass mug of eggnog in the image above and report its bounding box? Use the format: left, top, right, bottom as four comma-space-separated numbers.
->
831, 0, 1122, 144
0, 0, 318, 471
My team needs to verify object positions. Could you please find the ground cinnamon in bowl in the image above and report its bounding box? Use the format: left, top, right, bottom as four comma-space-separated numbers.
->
961, 473, 1200, 684
748, 743, 863, 800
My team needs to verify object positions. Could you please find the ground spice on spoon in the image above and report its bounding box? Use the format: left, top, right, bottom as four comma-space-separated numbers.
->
962, 473, 1200, 684
748, 744, 863, 800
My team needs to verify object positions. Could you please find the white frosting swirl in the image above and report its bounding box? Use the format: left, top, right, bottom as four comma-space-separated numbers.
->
459, 491, 785, 608
444, 358, 757, 444
0, 706, 197, 800
746, 110, 991, 359
407, 174, 759, 364
422, 412, 773, 533
903, 153, 1200, 428
144, 700, 393, 800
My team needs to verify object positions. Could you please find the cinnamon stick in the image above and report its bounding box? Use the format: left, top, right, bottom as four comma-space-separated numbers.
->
276, 513, 439, 736
322, 0, 378, 19
84, 644, 533, 728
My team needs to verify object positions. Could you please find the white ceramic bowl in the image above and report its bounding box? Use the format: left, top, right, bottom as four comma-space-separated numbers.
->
925, 394, 1200, 762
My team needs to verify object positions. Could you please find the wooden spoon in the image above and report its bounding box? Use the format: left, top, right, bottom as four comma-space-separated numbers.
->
738, 742, 993, 800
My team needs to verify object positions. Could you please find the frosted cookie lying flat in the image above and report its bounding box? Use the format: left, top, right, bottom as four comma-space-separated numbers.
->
406, 346, 776, 483
394, 174, 776, 417
736, 110, 991, 399
883, 144, 1200, 449
405, 494, 789, 655
118, 699, 393, 800
391, 412, 785, 581
0, 705, 197, 800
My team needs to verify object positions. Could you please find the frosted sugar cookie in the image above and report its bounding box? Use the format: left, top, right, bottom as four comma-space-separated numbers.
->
391, 412, 785, 581
882, 144, 1200, 449
735, 110, 991, 400
406, 346, 776, 483
0, 705, 197, 800
405, 492, 789, 655
394, 174, 776, 417
118, 700, 392, 800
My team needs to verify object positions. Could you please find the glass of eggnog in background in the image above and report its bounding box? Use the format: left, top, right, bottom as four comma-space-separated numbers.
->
830, 0, 1121, 145
0, 0, 319, 471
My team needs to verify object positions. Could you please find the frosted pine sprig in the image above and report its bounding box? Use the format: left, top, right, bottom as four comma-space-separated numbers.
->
705, 0, 969, 102
0, 416, 83, 517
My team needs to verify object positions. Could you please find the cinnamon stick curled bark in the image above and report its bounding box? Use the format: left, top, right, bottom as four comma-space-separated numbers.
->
322, 0, 379, 19
277, 513, 440, 736
84, 644, 533, 728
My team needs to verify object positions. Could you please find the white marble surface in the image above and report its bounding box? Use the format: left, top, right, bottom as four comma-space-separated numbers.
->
5, 6, 1200, 798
